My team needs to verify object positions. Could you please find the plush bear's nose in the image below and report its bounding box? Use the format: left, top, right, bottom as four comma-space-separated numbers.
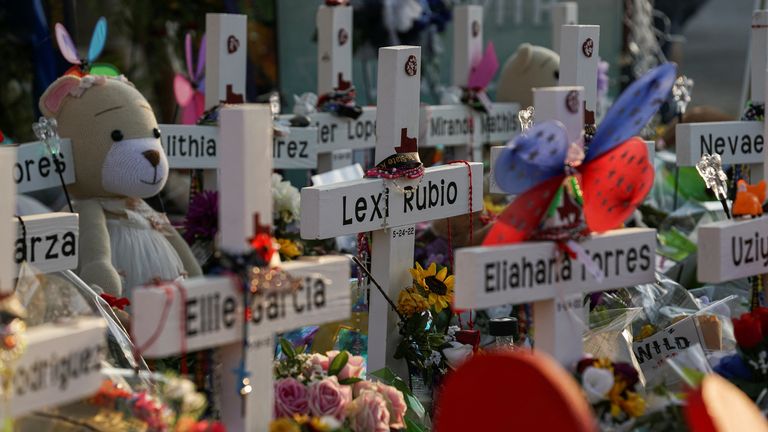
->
143, 150, 161, 167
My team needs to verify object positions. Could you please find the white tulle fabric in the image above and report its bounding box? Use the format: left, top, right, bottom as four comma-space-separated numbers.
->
98, 198, 185, 297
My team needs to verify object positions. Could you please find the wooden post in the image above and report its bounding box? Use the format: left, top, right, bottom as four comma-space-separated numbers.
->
559, 25, 600, 122
134, 104, 351, 431
679, 11, 768, 183
0, 147, 14, 293
550, 2, 578, 54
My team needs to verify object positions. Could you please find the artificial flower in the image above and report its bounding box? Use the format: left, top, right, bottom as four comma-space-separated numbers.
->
307, 376, 352, 420
315, 416, 342, 431
100, 293, 130, 310
442, 341, 473, 370
182, 190, 219, 243
274, 377, 310, 418
396, 287, 430, 317
326, 350, 365, 380
411, 262, 454, 312
620, 391, 646, 418
376, 383, 407, 429
273, 173, 301, 223
278, 238, 302, 259
346, 390, 390, 432
269, 417, 300, 432
754, 306, 768, 335
733, 312, 764, 350
251, 233, 277, 263
581, 366, 614, 404
352, 380, 378, 398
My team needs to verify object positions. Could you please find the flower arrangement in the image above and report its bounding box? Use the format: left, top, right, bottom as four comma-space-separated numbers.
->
271, 339, 426, 432
394, 262, 457, 384
575, 357, 646, 425
272, 173, 306, 261
88, 376, 223, 432
714, 307, 768, 399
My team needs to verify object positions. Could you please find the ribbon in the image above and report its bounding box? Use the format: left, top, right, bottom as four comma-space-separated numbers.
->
560, 240, 605, 283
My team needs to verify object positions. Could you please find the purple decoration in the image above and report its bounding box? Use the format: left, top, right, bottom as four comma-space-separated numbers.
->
183, 190, 219, 243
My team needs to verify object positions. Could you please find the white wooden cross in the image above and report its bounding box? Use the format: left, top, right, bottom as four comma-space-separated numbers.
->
0, 147, 107, 422
159, 14, 319, 187
420, 5, 520, 162
677, 11, 768, 284
132, 104, 351, 431
8, 138, 80, 275
300, 46, 483, 375
488, 23, 598, 195
677, 10, 767, 181
458, 87, 656, 368
275, 3, 377, 173
550, 2, 578, 54
559, 24, 600, 124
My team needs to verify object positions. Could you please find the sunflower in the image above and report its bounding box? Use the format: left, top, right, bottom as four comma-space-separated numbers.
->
397, 287, 430, 317
410, 262, 454, 312
277, 238, 302, 259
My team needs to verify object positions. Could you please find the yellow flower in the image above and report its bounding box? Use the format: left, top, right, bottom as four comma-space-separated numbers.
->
278, 238, 302, 259
409, 262, 436, 286
620, 391, 646, 418
270, 418, 300, 432
292, 414, 310, 425
397, 287, 430, 317
608, 379, 630, 419
637, 324, 656, 341
595, 358, 614, 371
309, 417, 334, 431
411, 262, 454, 313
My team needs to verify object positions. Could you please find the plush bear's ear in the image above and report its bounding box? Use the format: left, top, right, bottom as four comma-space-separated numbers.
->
39, 75, 81, 117
507, 43, 533, 73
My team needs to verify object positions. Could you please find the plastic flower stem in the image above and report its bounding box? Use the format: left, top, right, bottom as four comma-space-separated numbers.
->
350, 255, 406, 322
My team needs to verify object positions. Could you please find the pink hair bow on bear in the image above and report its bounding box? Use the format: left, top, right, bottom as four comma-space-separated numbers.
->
174, 33, 206, 125
465, 41, 499, 113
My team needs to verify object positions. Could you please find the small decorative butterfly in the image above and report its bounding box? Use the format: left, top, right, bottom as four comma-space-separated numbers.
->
174, 33, 206, 125
55, 17, 119, 77
486, 63, 677, 246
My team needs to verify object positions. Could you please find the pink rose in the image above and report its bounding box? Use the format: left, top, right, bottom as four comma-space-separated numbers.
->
353, 380, 378, 398
326, 351, 366, 380
308, 376, 352, 420
346, 390, 390, 432
376, 384, 407, 429
307, 353, 330, 372
273, 378, 309, 417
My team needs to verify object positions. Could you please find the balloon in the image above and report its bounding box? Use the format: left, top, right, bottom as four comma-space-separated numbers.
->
434, 351, 596, 432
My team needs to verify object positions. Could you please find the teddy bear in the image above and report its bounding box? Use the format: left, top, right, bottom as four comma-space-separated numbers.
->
39, 74, 202, 297
495, 43, 560, 108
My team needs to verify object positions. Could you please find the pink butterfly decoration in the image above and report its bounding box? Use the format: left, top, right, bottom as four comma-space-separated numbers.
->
467, 41, 499, 90
174, 33, 206, 125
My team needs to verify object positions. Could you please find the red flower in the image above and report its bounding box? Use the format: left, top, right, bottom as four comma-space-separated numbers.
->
753, 307, 768, 337
100, 293, 131, 310
733, 313, 764, 350
250, 233, 276, 263
576, 357, 598, 374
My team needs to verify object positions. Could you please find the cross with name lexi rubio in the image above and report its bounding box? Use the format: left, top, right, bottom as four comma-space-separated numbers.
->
300, 46, 483, 375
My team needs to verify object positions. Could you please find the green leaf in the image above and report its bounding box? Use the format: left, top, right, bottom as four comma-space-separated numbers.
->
370, 367, 398, 383
279, 338, 296, 360
338, 377, 363, 385
327, 351, 349, 377
405, 393, 426, 419
405, 416, 427, 432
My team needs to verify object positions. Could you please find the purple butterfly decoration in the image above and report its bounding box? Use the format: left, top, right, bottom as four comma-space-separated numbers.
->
174, 33, 206, 125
